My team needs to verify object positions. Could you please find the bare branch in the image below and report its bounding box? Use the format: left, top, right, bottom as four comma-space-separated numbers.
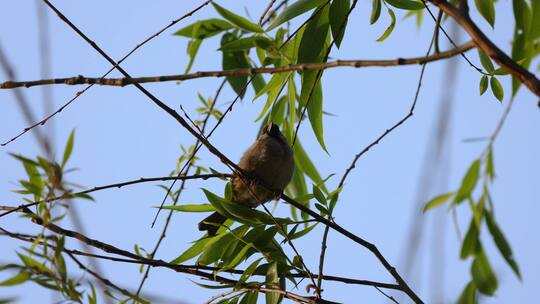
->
0, 42, 476, 90
0, 173, 230, 219
427, 0, 540, 99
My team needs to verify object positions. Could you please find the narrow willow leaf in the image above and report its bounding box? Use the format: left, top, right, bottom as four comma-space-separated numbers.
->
239, 258, 264, 283
486, 146, 495, 180
185, 38, 202, 74
212, 2, 263, 33
0, 271, 30, 286
62, 129, 75, 168
304, 75, 328, 152
290, 223, 317, 239
298, 5, 330, 64
287, 78, 297, 142
479, 75, 489, 95
460, 220, 480, 259
384, 0, 424, 10
376, 8, 396, 42
170, 237, 211, 264
513, 0, 531, 34
220, 36, 273, 52
471, 249, 498, 295
312, 185, 326, 205
221, 33, 250, 98
531, 0, 540, 40
490, 77, 504, 102
423, 192, 454, 212
294, 139, 326, 192
265, 262, 280, 304
255, 73, 290, 122
454, 159, 481, 205
370, 0, 382, 24
475, 0, 495, 27
174, 19, 233, 39
478, 50, 495, 74
485, 211, 521, 280
240, 291, 259, 304
159, 204, 215, 212
329, 0, 350, 48
267, 0, 327, 31
457, 281, 477, 304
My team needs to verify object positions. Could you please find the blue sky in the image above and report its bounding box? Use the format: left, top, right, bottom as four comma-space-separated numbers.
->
1, 1, 539, 303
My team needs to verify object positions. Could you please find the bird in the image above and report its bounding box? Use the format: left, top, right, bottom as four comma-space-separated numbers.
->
198, 123, 294, 236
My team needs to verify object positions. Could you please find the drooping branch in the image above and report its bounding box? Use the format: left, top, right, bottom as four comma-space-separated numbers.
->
427, 0, 540, 99
0, 42, 475, 89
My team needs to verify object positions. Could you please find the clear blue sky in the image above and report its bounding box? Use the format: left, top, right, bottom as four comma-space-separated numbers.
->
1, 1, 539, 303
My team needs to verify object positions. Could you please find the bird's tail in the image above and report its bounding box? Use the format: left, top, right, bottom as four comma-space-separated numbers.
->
198, 212, 226, 236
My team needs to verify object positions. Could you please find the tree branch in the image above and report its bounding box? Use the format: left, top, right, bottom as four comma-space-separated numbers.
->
0, 42, 475, 89
39, 1, 423, 302
427, 0, 540, 99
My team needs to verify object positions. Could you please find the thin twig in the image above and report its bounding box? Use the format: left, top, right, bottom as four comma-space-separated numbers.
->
0, 173, 229, 219
0, 0, 212, 147
259, 0, 278, 25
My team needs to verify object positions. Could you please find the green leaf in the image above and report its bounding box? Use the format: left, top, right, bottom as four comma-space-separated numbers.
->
267, 0, 327, 31
461, 220, 480, 259
290, 223, 318, 239
0, 271, 30, 286
265, 262, 281, 304
174, 19, 233, 39
471, 249, 498, 295
293, 139, 326, 192
212, 2, 263, 33
312, 185, 326, 205
159, 204, 215, 212
531, 0, 540, 40
454, 159, 480, 205
376, 8, 396, 42
170, 237, 211, 264
422, 192, 454, 212
475, 0, 495, 27
198, 226, 249, 265
329, 0, 350, 48
254, 73, 290, 122
485, 210, 521, 280
370, 0, 382, 24
239, 291, 258, 304
490, 77, 504, 102
486, 146, 495, 180
220, 36, 273, 52
384, 0, 424, 10
478, 50, 495, 74
185, 38, 202, 73
62, 129, 75, 168
457, 281, 477, 304
513, 0, 531, 34
479, 75, 489, 95
221, 33, 250, 98
303, 74, 328, 152
239, 258, 264, 283
298, 5, 330, 64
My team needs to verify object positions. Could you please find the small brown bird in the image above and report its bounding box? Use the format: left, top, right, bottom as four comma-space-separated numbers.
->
198, 123, 294, 236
